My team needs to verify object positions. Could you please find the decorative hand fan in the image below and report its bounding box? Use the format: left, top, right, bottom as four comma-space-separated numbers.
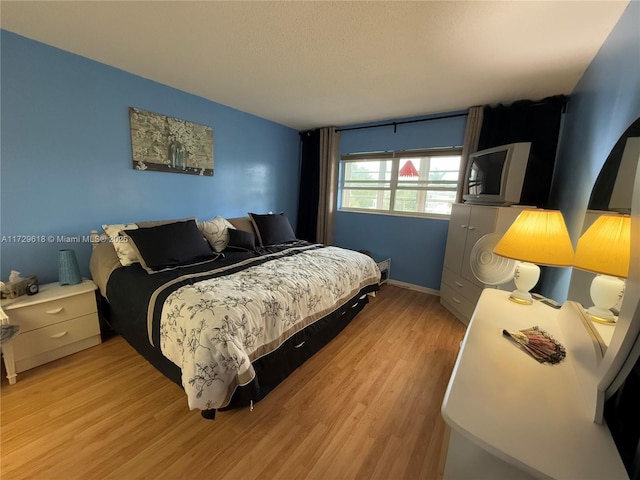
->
469, 233, 516, 285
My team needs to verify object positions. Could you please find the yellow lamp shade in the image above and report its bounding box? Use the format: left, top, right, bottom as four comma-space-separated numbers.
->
574, 214, 630, 278
493, 209, 574, 266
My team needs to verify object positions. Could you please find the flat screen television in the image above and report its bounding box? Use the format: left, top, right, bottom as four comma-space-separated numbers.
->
463, 142, 533, 206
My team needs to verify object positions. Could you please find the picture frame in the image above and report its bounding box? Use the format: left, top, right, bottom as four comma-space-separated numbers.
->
129, 107, 214, 176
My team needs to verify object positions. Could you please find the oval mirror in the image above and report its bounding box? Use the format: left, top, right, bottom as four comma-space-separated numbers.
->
568, 117, 640, 340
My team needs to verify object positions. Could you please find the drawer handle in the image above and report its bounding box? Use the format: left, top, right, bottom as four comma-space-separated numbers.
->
454, 281, 464, 288
467, 226, 476, 230
46, 307, 64, 315
50, 331, 68, 339
461, 224, 468, 229
452, 297, 461, 305
294, 341, 305, 349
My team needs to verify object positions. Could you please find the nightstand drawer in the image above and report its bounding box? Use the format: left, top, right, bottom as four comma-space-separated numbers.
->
5, 291, 97, 333
12, 313, 100, 362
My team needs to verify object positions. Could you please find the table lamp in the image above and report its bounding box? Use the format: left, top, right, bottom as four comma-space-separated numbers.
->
573, 214, 630, 324
493, 209, 574, 305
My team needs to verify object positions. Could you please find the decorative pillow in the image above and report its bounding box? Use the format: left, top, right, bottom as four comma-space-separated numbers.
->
228, 217, 256, 235
197, 216, 236, 253
124, 219, 215, 273
101, 223, 139, 266
226, 228, 256, 251
136, 217, 195, 228
248, 212, 297, 246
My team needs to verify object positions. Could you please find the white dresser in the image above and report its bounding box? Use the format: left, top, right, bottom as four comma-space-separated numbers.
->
440, 203, 525, 325
1, 279, 101, 382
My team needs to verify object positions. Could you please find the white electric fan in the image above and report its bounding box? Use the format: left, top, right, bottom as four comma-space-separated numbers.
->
469, 233, 517, 286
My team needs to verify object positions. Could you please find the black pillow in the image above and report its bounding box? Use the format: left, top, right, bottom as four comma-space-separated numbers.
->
248, 212, 297, 246
124, 219, 215, 273
226, 228, 256, 251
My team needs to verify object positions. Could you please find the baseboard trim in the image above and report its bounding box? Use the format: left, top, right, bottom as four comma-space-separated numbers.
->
387, 279, 440, 296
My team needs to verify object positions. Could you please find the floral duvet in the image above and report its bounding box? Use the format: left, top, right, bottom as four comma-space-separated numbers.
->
155, 244, 380, 410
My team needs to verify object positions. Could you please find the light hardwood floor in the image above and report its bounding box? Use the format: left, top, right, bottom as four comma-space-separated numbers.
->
1, 285, 466, 480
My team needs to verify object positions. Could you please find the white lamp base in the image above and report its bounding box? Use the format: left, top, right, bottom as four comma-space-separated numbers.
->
508, 262, 540, 306
586, 274, 625, 324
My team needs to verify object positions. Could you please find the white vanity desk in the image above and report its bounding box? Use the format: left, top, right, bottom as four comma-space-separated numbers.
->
441, 288, 628, 479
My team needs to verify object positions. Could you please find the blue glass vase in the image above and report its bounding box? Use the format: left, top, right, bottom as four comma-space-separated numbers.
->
58, 249, 81, 285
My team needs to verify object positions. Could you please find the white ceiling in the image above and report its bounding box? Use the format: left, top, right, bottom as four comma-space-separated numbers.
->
0, 1, 630, 130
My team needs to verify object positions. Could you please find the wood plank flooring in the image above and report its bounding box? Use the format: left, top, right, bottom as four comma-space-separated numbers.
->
0, 285, 466, 480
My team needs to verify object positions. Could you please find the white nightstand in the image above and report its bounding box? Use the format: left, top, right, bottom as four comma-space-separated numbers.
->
1, 279, 101, 384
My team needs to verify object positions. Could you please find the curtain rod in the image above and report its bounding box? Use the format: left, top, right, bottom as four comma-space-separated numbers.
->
335, 112, 467, 133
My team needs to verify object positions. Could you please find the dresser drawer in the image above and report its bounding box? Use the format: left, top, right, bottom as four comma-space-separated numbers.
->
441, 268, 483, 305
12, 313, 100, 362
440, 283, 476, 324
5, 291, 97, 333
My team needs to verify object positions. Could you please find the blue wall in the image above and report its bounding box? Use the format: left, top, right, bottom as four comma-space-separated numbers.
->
334, 114, 467, 290
543, 0, 640, 302
0, 31, 300, 283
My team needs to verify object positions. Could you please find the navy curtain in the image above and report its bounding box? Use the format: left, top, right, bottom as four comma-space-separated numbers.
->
296, 129, 321, 242
478, 94, 568, 208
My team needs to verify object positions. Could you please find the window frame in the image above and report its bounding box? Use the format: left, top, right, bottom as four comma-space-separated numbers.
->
338, 147, 463, 218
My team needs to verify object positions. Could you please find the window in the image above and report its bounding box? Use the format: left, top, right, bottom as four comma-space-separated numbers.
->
339, 148, 463, 217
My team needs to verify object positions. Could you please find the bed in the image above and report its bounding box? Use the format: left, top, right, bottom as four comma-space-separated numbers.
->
89, 213, 380, 419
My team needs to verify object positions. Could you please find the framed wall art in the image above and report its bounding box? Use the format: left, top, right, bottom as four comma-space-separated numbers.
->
129, 107, 214, 176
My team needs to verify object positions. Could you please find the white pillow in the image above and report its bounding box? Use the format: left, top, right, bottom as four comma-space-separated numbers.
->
102, 223, 139, 266
197, 216, 236, 252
